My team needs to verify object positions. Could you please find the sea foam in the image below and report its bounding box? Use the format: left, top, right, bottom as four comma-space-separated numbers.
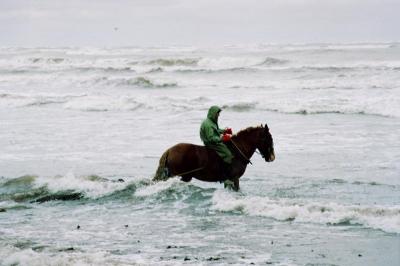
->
211, 190, 400, 234
33, 173, 127, 198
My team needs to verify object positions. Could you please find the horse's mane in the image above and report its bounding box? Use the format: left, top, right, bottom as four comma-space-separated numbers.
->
232, 125, 263, 139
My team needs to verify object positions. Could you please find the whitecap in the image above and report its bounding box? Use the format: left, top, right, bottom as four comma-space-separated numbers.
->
211, 191, 400, 233
33, 173, 127, 198
135, 179, 183, 197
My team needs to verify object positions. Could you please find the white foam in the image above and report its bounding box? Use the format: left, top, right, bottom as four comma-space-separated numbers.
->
0, 93, 86, 108
0, 245, 136, 266
34, 173, 127, 198
211, 191, 400, 233
135, 178, 183, 197
197, 56, 263, 70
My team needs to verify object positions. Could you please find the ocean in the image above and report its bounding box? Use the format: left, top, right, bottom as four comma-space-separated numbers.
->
0, 43, 399, 265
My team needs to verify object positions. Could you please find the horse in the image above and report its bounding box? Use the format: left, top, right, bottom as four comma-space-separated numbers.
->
152, 124, 275, 191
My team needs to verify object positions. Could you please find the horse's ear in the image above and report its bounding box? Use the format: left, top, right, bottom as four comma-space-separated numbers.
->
264, 123, 269, 131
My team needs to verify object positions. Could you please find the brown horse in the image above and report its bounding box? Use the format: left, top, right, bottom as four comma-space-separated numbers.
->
153, 124, 275, 191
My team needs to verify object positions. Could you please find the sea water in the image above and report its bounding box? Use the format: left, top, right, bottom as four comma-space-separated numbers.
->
0, 43, 399, 265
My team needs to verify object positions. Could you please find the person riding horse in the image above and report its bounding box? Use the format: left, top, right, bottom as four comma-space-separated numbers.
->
153, 120, 275, 191
200, 106, 233, 180
153, 105, 275, 191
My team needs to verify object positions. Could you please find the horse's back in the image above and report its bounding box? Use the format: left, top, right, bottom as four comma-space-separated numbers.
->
169, 143, 219, 158
167, 143, 206, 163
166, 143, 220, 178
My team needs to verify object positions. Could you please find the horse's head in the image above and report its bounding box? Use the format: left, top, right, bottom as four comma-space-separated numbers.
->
257, 124, 275, 162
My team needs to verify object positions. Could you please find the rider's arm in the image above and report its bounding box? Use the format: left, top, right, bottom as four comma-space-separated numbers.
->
204, 125, 222, 144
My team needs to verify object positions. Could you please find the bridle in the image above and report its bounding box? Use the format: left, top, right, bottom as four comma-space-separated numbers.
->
257, 129, 274, 160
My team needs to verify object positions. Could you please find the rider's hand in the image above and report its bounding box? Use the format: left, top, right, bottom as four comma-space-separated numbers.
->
221, 134, 231, 142
224, 128, 232, 135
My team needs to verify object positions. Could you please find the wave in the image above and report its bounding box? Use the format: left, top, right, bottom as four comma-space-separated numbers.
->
0, 69, 31, 75
291, 109, 363, 116
0, 244, 135, 266
28, 57, 66, 64
285, 109, 393, 118
258, 106, 397, 118
0, 174, 130, 203
2, 173, 399, 234
0, 174, 214, 205
174, 67, 258, 74
221, 102, 258, 112
63, 95, 209, 112
2, 63, 397, 77
146, 58, 199, 66
141, 58, 399, 74
176, 56, 287, 72
146, 67, 164, 73
389, 43, 400, 49
218, 101, 397, 118
268, 63, 400, 73
211, 191, 400, 234
89, 76, 178, 88
127, 76, 177, 88
1, 91, 396, 118
63, 96, 146, 112
134, 178, 215, 204
258, 57, 289, 66
74, 66, 135, 73
0, 93, 86, 108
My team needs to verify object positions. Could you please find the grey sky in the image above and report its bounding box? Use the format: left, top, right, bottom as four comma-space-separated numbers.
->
1, 0, 399, 47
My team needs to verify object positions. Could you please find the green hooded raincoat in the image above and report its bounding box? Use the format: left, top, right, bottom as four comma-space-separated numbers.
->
200, 106, 234, 164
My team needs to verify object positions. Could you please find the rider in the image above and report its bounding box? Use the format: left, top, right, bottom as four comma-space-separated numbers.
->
200, 106, 234, 179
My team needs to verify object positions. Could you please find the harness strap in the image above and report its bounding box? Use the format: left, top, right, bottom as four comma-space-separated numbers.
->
173, 167, 204, 177
231, 139, 252, 165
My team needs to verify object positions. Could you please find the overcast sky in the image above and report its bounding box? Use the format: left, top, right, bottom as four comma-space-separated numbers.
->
1, 0, 399, 47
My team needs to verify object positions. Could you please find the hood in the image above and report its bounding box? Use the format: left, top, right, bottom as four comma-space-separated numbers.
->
207, 105, 221, 123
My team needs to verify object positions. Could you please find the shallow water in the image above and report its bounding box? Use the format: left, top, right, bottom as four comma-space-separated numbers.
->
0, 44, 399, 265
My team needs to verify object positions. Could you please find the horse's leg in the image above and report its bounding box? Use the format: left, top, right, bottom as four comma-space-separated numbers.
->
224, 178, 240, 191
233, 178, 240, 191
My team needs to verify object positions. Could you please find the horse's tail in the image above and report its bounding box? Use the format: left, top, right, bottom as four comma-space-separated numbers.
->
152, 149, 170, 182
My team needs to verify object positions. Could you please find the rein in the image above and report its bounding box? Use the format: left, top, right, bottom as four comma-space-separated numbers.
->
231, 139, 252, 165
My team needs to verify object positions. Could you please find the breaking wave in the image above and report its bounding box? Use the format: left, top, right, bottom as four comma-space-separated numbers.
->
2, 174, 399, 234
74, 66, 135, 73
0, 175, 213, 205
174, 67, 258, 74
28, 57, 66, 64
63, 96, 146, 112
221, 102, 258, 112
257, 57, 289, 66
1, 92, 396, 118
211, 191, 400, 234
213, 101, 398, 118
127, 76, 177, 88
86, 76, 178, 88
146, 58, 200, 66
0, 93, 86, 108
0, 174, 140, 204
276, 109, 396, 118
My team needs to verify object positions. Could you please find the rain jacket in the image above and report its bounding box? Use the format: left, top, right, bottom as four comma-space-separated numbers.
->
200, 106, 233, 164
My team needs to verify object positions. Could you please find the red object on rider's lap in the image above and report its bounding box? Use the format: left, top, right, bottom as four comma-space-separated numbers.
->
222, 134, 231, 142
224, 128, 233, 135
